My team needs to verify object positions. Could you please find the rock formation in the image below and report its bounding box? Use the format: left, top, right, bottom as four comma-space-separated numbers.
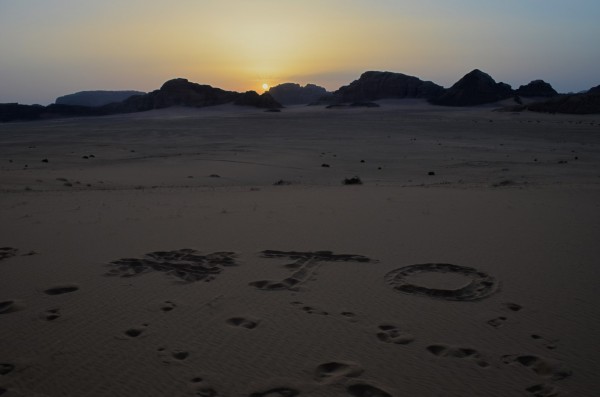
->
120, 78, 239, 111
587, 84, 600, 94
515, 80, 558, 97
267, 83, 329, 105
334, 71, 444, 102
55, 90, 145, 107
234, 91, 282, 108
1, 78, 282, 122
523, 92, 600, 114
430, 69, 514, 106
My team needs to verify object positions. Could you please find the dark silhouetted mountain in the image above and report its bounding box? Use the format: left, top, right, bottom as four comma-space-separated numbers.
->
233, 91, 282, 108
115, 79, 282, 111
267, 83, 329, 105
118, 78, 240, 111
430, 69, 514, 106
55, 90, 145, 107
516, 92, 600, 114
334, 71, 444, 102
515, 80, 558, 97
1, 78, 283, 122
0, 103, 106, 122
587, 84, 600, 94
0, 103, 44, 122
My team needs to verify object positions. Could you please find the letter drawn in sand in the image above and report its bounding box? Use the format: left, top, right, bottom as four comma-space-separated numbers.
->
106, 249, 238, 282
385, 263, 498, 301
250, 250, 371, 291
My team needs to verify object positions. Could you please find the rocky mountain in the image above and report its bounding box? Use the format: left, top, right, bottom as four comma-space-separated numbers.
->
334, 71, 444, 102
1, 78, 283, 122
587, 84, 600, 94
4, 74, 597, 122
116, 78, 239, 111
0, 103, 108, 122
267, 83, 329, 105
115, 79, 282, 111
430, 69, 514, 106
0, 103, 45, 122
233, 91, 282, 108
515, 80, 558, 97
515, 92, 600, 114
55, 90, 145, 107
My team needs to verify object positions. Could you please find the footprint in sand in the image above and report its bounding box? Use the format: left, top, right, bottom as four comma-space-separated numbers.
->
314, 361, 364, 384
226, 317, 260, 329
290, 301, 329, 315
487, 316, 507, 328
106, 249, 238, 283
0, 247, 18, 261
426, 344, 490, 368
249, 387, 299, 397
250, 250, 371, 291
530, 334, 558, 350
171, 351, 189, 360
43, 285, 79, 295
157, 347, 190, 364
502, 355, 571, 380
376, 324, 415, 345
346, 383, 393, 397
0, 300, 24, 315
0, 363, 15, 375
488, 302, 525, 327
301, 306, 329, 316
526, 383, 560, 397
385, 263, 498, 301
188, 376, 219, 397
504, 302, 523, 312
291, 301, 357, 320
160, 301, 176, 312
40, 308, 60, 321
120, 324, 149, 339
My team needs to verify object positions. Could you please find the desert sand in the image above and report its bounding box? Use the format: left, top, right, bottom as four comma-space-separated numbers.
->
1, 100, 599, 396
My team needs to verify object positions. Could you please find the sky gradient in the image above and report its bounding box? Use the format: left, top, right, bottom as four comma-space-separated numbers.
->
1, 0, 599, 105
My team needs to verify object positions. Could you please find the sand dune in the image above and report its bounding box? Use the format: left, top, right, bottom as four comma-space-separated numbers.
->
1, 102, 599, 396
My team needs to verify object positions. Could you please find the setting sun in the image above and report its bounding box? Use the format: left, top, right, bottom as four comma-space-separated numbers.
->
262, 83, 270, 91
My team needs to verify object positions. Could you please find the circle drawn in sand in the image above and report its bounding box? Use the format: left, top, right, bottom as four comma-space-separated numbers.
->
385, 263, 498, 301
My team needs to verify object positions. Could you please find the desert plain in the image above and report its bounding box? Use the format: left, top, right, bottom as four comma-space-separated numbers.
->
1, 101, 599, 396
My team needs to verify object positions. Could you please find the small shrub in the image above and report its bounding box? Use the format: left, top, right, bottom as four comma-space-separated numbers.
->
273, 180, 291, 186
343, 176, 362, 185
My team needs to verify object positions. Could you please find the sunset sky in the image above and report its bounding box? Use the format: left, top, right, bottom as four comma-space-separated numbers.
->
1, 0, 599, 105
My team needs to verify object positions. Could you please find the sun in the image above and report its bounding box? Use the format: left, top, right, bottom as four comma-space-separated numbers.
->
262, 83, 270, 91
